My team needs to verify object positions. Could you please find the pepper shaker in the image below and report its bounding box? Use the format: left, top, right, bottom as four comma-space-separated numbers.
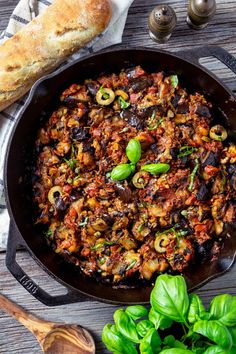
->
187, 0, 216, 30
148, 5, 177, 44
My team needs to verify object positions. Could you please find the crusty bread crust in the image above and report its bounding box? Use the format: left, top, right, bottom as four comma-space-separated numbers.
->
0, 0, 111, 112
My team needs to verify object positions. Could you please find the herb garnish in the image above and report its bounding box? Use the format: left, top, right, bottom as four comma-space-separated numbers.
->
170, 75, 179, 89
148, 113, 164, 131
188, 159, 199, 191
45, 228, 53, 238
79, 216, 88, 227
177, 146, 198, 158
91, 241, 115, 250
118, 96, 130, 109
126, 260, 137, 271
64, 158, 77, 170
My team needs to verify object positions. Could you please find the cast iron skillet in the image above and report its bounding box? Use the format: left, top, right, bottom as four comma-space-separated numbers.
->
4, 45, 236, 306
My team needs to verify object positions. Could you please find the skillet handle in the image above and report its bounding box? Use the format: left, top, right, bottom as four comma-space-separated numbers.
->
6, 222, 86, 306
176, 45, 236, 75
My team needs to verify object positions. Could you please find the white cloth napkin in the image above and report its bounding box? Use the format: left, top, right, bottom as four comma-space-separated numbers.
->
0, 0, 133, 249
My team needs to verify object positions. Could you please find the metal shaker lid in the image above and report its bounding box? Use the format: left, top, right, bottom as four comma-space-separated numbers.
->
190, 0, 216, 17
148, 5, 177, 34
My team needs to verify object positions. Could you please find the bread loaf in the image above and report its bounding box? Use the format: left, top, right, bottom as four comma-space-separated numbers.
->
0, 0, 111, 111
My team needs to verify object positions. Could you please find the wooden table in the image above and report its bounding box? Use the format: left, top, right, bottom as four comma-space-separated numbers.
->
0, 1, 236, 353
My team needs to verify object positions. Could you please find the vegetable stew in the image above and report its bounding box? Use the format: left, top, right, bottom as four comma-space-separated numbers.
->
32, 66, 236, 285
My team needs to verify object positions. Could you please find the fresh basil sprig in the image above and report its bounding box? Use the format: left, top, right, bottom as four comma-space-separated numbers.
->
102, 274, 236, 354
111, 138, 141, 181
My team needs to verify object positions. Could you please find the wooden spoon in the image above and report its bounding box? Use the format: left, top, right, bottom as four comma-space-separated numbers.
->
0, 293, 95, 354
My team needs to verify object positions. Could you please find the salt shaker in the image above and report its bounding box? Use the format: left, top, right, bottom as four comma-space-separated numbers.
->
187, 0, 216, 30
148, 5, 177, 44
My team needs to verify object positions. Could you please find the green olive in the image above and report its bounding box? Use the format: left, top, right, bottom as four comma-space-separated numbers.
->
96, 88, 115, 106
91, 219, 108, 231
209, 125, 227, 141
132, 172, 149, 189
154, 234, 170, 253
48, 186, 63, 205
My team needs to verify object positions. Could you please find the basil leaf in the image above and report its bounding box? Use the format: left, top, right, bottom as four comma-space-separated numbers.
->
150, 274, 189, 323
126, 305, 148, 321
163, 335, 176, 347
159, 349, 194, 354
188, 294, 207, 324
139, 328, 161, 354
228, 326, 236, 347
114, 309, 140, 343
209, 294, 236, 327
203, 346, 228, 354
111, 164, 133, 181
102, 324, 138, 354
193, 320, 232, 350
136, 320, 154, 338
163, 335, 188, 350
141, 163, 170, 175
194, 349, 207, 354
126, 139, 141, 164
148, 308, 173, 330
170, 75, 179, 89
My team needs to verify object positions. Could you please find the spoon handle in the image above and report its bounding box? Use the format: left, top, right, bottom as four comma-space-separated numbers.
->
0, 293, 53, 336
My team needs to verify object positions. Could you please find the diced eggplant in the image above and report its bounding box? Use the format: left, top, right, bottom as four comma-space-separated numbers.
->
196, 183, 209, 201
126, 67, 136, 79
170, 147, 178, 159
201, 151, 219, 167
114, 183, 132, 203
130, 77, 153, 93
227, 164, 236, 175
63, 96, 79, 109
194, 239, 214, 261
82, 143, 95, 154
230, 173, 236, 190
150, 143, 158, 152
177, 102, 189, 114
120, 110, 144, 130
195, 104, 211, 118
71, 127, 90, 141
139, 105, 164, 118
171, 94, 181, 108
102, 213, 114, 225
87, 82, 99, 96
54, 196, 67, 212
